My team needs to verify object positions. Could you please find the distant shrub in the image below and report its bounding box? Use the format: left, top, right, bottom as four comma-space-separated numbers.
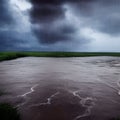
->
0, 103, 20, 120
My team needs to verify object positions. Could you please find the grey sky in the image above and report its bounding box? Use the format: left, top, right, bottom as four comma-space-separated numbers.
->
0, 0, 120, 51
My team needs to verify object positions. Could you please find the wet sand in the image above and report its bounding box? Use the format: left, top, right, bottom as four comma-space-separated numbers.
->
0, 57, 120, 120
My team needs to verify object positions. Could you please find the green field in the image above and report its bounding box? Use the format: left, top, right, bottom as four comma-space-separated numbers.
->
0, 52, 120, 61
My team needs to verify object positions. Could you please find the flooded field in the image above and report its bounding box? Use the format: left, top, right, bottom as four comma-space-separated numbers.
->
0, 57, 120, 120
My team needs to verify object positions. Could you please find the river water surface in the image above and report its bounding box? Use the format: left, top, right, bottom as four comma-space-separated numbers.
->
0, 57, 120, 120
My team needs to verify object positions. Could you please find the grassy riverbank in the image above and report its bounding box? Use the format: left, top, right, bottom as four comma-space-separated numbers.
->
0, 52, 120, 61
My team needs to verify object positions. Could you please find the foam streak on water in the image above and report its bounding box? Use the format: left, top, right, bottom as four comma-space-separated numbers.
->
30, 92, 60, 107
97, 77, 120, 95
19, 84, 38, 97
72, 91, 94, 120
16, 84, 38, 107
117, 81, 120, 95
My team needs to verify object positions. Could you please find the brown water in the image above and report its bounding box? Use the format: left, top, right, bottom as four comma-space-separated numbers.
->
0, 57, 120, 120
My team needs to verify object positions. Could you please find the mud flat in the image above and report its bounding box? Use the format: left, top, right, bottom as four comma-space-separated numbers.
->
0, 57, 120, 120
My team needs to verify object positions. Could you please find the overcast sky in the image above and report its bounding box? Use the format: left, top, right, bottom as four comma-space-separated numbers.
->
0, 0, 120, 51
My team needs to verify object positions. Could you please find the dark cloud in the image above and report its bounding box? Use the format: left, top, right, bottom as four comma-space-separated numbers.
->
29, 0, 96, 44
0, 0, 14, 27
0, 0, 119, 51
30, 0, 64, 5
29, 0, 95, 21
0, 0, 16, 50
30, 0, 120, 45
30, 0, 66, 24
0, 0, 44, 51
30, 0, 120, 40
0, 29, 40, 51
98, 14, 120, 35
0, 31, 22, 51
30, 5, 65, 23
0, 0, 18, 51
33, 24, 77, 44
30, 0, 94, 5
0, 0, 37, 51
99, 3, 120, 35
67, 0, 120, 35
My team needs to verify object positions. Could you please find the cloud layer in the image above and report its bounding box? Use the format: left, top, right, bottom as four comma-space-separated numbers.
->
29, 0, 120, 45
29, 0, 94, 45
0, 0, 120, 51
0, 0, 14, 27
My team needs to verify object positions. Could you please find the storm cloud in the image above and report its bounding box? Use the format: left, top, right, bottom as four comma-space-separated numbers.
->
29, 0, 120, 46
0, 0, 14, 27
0, 0, 120, 51
29, 0, 95, 44
0, 0, 40, 51
0, 0, 16, 50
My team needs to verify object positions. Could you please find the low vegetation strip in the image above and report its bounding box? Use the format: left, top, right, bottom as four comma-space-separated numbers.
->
0, 52, 120, 61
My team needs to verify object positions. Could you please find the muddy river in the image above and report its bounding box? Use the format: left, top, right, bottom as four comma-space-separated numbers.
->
0, 57, 120, 120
